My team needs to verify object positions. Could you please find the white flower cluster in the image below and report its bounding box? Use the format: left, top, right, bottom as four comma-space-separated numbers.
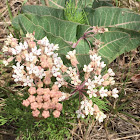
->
3, 33, 67, 89
11, 41, 28, 55
76, 99, 106, 123
90, 54, 106, 69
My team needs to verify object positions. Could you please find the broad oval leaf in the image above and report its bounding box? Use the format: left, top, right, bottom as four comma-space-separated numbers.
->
22, 5, 64, 19
85, 7, 140, 31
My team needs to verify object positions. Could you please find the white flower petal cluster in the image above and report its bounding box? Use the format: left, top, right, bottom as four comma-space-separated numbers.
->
99, 87, 108, 98
108, 68, 115, 76
32, 46, 41, 56
44, 43, 59, 56
93, 75, 104, 85
55, 77, 65, 87
11, 41, 28, 55
33, 67, 45, 79
76, 99, 94, 118
23, 76, 33, 87
39, 36, 49, 46
90, 54, 106, 68
12, 62, 24, 82
25, 53, 37, 62
2, 46, 8, 52
112, 88, 119, 98
83, 64, 93, 73
95, 111, 106, 123
52, 66, 61, 77
67, 67, 81, 86
66, 50, 76, 59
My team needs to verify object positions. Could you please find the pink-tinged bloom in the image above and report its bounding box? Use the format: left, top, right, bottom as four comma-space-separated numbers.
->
55, 91, 62, 98
28, 95, 36, 103
55, 103, 63, 111
30, 102, 38, 110
43, 77, 51, 85
32, 110, 40, 117
44, 88, 50, 94
43, 94, 50, 101
61, 65, 67, 73
37, 88, 44, 95
22, 99, 30, 107
36, 80, 43, 88
37, 103, 43, 109
52, 97, 58, 104
42, 102, 50, 110
28, 41, 36, 48
50, 90, 56, 98
28, 87, 36, 95
42, 110, 50, 118
16, 55, 22, 62
36, 95, 43, 103
102, 74, 109, 80
49, 102, 55, 109
52, 84, 59, 91
53, 110, 60, 118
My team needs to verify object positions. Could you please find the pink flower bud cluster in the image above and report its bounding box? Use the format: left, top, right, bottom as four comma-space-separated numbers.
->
22, 85, 63, 118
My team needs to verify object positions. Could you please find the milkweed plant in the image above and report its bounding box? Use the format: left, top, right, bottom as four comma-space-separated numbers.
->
2, 26, 119, 123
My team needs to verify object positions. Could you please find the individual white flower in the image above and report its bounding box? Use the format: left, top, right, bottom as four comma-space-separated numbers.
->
2, 46, 8, 52
112, 88, 119, 98
15, 44, 23, 54
108, 68, 115, 76
12, 73, 23, 82
11, 48, 17, 55
76, 109, 85, 118
85, 79, 95, 90
90, 54, 101, 62
44, 46, 54, 56
83, 64, 93, 73
95, 111, 106, 123
33, 67, 45, 79
26, 32, 35, 41
109, 77, 115, 85
87, 89, 98, 98
23, 76, 33, 87
100, 61, 106, 68
71, 75, 81, 86
26, 64, 35, 74
66, 50, 76, 59
51, 66, 61, 77
66, 67, 77, 77
40, 37, 49, 46
99, 87, 108, 98
53, 56, 63, 68
5, 33, 13, 45
32, 46, 41, 56
25, 53, 36, 62
94, 75, 104, 85
12, 62, 24, 74
55, 77, 65, 87
3, 60, 8, 66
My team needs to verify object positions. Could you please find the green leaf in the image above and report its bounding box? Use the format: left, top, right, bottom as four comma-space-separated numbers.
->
48, 0, 65, 9
92, 0, 113, 9
22, 5, 64, 19
12, 6, 140, 65
85, 7, 140, 31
